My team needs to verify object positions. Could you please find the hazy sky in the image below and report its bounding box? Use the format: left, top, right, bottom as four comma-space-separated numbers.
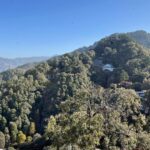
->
0, 0, 150, 58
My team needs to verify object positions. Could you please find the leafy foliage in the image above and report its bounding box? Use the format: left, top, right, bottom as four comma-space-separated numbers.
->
0, 33, 149, 149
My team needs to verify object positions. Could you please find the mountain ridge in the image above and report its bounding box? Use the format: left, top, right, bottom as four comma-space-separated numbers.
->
0, 29, 150, 73
127, 30, 150, 48
0, 56, 49, 72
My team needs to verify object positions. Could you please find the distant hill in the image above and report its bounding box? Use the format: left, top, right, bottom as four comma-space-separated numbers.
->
127, 30, 150, 49
73, 30, 150, 54
0, 57, 49, 72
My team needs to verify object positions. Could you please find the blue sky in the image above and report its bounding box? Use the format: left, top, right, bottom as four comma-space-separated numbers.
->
0, 0, 150, 58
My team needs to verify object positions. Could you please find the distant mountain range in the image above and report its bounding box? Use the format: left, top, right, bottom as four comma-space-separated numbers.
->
73, 30, 150, 53
0, 57, 49, 72
0, 30, 150, 73
127, 30, 150, 49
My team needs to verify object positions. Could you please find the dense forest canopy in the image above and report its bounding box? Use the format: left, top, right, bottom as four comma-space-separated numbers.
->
0, 32, 150, 150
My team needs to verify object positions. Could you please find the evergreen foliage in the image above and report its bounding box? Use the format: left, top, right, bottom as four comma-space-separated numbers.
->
0, 33, 149, 149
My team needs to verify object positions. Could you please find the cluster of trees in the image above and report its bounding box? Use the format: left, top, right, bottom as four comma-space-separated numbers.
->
43, 87, 150, 150
92, 34, 150, 90
0, 34, 149, 149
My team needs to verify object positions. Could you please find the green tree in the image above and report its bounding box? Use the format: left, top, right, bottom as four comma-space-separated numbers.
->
9, 122, 18, 143
0, 132, 5, 148
29, 122, 36, 135
17, 131, 26, 144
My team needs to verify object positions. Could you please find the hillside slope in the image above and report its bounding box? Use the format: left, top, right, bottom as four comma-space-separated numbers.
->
0, 33, 149, 149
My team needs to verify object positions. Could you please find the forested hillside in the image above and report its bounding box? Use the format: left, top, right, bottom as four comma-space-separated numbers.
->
0, 33, 150, 150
